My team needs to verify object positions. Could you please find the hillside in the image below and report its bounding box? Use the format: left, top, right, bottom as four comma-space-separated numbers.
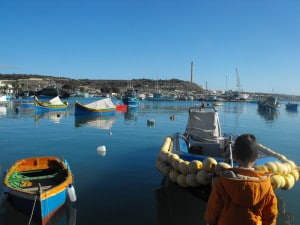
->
0, 74, 204, 95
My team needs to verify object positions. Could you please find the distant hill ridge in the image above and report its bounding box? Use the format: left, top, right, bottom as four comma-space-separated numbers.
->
0, 73, 204, 94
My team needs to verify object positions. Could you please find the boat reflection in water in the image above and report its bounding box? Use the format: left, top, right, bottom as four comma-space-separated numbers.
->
75, 115, 117, 130
155, 177, 207, 225
257, 108, 280, 122
0, 201, 77, 225
34, 110, 68, 123
0, 106, 7, 117
124, 107, 138, 121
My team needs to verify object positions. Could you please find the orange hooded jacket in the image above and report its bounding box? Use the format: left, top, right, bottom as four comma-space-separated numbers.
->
205, 168, 278, 225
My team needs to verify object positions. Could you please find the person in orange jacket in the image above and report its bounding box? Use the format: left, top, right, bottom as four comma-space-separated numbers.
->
205, 133, 278, 225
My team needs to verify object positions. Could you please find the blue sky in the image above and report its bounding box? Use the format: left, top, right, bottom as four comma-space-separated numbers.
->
1, 0, 300, 95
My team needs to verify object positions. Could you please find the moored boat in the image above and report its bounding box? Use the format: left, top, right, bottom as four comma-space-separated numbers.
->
285, 102, 298, 111
122, 87, 139, 108
257, 96, 280, 112
75, 97, 116, 116
150, 92, 176, 101
2, 156, 76, 225
34, 96, 68, 111
156, 105, 299, 199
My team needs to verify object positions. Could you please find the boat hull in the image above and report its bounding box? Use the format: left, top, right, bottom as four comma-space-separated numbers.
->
74, 102, 116, 116
285, 102, 298, 111
8, 188, 68, 225
122, 98, 139, 108
34, 98, 68, 111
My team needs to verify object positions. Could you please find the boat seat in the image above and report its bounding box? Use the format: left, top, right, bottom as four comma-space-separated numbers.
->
22, 185, 53, 192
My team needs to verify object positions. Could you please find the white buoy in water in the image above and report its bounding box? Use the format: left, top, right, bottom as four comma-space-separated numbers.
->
97, 145, 107, 157
109, 130, 112, 136
67, 184, 77, 202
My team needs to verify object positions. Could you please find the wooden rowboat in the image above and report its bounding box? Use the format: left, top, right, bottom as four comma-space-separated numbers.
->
75, 98, 116, 116
34, 96, 68, 111
2, 156, 76, 225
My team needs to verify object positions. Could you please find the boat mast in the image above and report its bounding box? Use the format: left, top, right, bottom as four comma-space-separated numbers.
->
236, 68, 241, 92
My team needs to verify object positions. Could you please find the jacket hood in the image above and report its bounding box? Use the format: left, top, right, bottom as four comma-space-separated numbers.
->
219, 168, 273, 208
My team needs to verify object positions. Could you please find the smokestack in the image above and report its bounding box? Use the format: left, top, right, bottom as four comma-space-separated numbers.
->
191, 61, 193, 83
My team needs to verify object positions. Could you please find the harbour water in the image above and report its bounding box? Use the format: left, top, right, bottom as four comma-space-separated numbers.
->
0, 98, 299, 225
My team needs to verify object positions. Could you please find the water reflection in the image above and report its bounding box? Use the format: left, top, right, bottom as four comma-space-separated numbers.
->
75, 115, 116, 130
0, 106, 7, 117
286, 109, 298, 118
277, 198, 295, 225
155, 178, 207, 225
222, 102, 246, 114
0, 200, 76, 225
257, 109, 279, 121
35, 111, 68, 124
125, 108, 138, 121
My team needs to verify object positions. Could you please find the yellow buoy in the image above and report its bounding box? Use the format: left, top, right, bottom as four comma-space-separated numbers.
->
214, 162, 231, 176
178, 160, 189, 174
177, 174, 188, 187
282, 163, 292, 174
196, 170, 211, 185
254, 165, 269, 172
274, 162, 285, 175
171, 158, 184, 172
286, 160, 297, 169
158, 151, 172, 164
168, 153, 180, 165
265, 162, 278, 174
290, 169, 299, 182
186, 174, 199, 187
202, 157, 217, 172
283, 174, 295, 190
161, 164, 171, 176
271, 174, 285, 189
169, 169, 179, 183
188, 160, 203, 174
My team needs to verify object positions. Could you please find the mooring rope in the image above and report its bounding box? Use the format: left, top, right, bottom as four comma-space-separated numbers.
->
28, 195, 37, 225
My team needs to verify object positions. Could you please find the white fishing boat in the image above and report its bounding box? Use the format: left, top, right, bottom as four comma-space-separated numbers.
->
156, 105, 299, 199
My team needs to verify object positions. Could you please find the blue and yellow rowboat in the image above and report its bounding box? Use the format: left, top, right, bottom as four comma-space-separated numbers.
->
3, 156, 76, 225
34, 96, 68, 111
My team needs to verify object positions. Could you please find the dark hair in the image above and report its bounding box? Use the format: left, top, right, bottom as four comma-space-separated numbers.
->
233, 134, 258, 162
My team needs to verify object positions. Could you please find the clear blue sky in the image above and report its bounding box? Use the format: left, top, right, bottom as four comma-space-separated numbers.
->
1, 0, 300, 95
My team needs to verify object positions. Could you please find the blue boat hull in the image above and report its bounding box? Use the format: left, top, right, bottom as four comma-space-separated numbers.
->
74, 107, 116, 116
35, 105, 68, 111
122, 98, 139, 108
8, 189, 68, 224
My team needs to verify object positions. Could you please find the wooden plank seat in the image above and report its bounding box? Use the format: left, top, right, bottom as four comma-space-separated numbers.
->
21, 185, 53, 192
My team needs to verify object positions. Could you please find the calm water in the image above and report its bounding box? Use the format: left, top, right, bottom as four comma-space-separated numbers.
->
0, 98, 299, 225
